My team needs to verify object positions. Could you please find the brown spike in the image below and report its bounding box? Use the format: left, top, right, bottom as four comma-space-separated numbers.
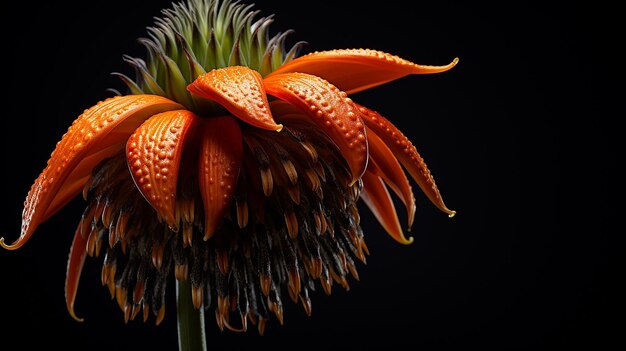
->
108, 224, 118, 248
133, 280, 146, 305
86, 227, 98, 257
361, 238, 370, 256
102, 203, 114, 228
260, 168, 273, 197
101, 263, 110, 286
284, 211, 298, 239
116, 287, 127, 310
300, 141, 318, 162
288, 284, 298, 303
313, 161, 326, 181
116, 212, 129, 240
260, 274, 271, 297
236, 199, 249, 228
156, 305, 166, 326
321, 274, 332, 295
131, 304, 141, 321
287, 185, 300, 204
248, 312, 257, 326
325, 216, 334, 237
124, 303, 131, 324
313, 212, 322, 235
142, 300, 150, 322
94, 230, 104, 257
282, 160, 298, 185
338, 251, 348, 272
347, 259, 360, 281
304, 168, 322, 196
257, 317, 267, 336
175, 264, 189, 280
274, 303, 284, 326
300, 295, 312, 316
107, 266, 117, 298
152, 244, 163, 269
215, 311, 225, 332
329, 268, 350, 291
120, 235, 127, 254
216, 248, 230, 275
80, 211, 93, 238
311, 258, 323, 279
93, 201, 105, 225
192, 285, 203, 309
288, 267, 301, 297
82, 176, 93, 200
183, 222, 193, 248
240, 312, 248, 332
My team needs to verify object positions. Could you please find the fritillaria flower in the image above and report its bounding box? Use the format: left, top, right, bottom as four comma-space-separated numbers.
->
2, 0, 457, 347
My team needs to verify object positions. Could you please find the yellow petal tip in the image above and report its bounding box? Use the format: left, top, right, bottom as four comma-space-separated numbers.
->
0, 237, 17, 250
69, 310, 85, 323
448, 210, 457, 218
275, 123, 284, 132
401, 236, 415, 245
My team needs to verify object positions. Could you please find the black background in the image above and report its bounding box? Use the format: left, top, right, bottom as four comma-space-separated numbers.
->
0, 1, 620, 350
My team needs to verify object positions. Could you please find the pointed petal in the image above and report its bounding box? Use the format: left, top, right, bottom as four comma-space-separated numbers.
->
358, 105, 455, 217
198, 116, 243, 240
66, 223, 89, 322
360, 167, 413, 245
187, 66, 282, 131
127, 110, 200, 229
269, 49, 458, 94
264, 72, 368, 185
366, 126, 416, 230
1, 95, 182, 250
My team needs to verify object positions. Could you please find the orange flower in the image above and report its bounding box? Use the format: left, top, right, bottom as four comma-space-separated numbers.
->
1, 0, 456, 335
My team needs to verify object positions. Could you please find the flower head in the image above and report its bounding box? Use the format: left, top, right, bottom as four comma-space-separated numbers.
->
2, 0, 456, 335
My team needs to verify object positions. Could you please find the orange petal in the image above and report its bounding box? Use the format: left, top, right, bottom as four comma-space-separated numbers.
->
187, 66, 282, 131
264, 72, 368, 185
366, 126, 416, 230
66, 223, 89, 322
358, 105, 455, 217
198, 116, 243, 240
127, 110, 200, 229
269, 49, 458, 95
360, 167, 413, 245
1, 95, 182, 250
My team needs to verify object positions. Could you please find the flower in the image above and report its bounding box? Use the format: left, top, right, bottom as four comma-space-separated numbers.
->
1, 0, 456, 335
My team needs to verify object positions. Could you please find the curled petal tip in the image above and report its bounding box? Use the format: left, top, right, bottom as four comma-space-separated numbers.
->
448, 210, 457, 218
275, 124, 284, 132
0, 237, 18, 250
449, 57, 460, 68
68, 308, 85, 323
401, 236, 415, 245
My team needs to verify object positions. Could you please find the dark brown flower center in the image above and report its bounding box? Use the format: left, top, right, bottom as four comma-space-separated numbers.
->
82, 120, 367, 333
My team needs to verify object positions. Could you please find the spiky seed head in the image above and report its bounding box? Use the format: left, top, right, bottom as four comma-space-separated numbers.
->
114, 0, 306, 111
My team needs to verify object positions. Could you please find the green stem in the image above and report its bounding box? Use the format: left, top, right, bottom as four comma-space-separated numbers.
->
176, 280, 207, 351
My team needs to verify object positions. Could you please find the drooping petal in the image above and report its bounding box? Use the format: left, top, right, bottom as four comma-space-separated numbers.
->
268, 49, 458, 95
187, 66, 282, 131
366, 126, 416, 230
126, 110, 200, 229
360, 166, 413, 245
198, 116, 243, 240
65, 223, 89, 322
358, 105, 455, 217
1, 95, 182, 250
264, 72, 368, 185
